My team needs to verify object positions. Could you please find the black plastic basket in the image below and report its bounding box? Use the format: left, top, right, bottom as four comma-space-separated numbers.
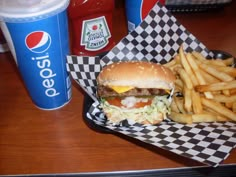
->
166, 0, 232, 12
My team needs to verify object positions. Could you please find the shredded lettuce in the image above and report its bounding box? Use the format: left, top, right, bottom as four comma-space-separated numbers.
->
100, 96, 171, 124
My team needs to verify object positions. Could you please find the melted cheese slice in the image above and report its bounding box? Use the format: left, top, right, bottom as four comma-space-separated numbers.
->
109, 86, 171, 94
109, 86, 134, 93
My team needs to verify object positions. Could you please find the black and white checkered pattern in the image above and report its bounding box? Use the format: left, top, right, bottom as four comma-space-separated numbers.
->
100, 2, 213, 67
87, 102, 236, 167
66, 55, 100, 101
66, 2, 236, 167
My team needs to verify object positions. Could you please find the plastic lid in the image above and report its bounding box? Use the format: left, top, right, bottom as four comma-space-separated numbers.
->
0, 0, 70, 22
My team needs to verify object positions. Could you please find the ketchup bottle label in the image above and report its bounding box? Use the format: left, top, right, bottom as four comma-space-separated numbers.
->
81, 16, 111, 51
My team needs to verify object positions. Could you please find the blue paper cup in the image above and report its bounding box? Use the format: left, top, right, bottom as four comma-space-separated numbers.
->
0, 0, 72, 110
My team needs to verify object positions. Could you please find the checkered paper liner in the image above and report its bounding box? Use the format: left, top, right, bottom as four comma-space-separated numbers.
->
66, 3, 236, 167
86, 102, 236, 167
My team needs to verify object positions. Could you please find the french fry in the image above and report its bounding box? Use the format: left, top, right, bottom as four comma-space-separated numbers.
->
183, 86, 192, 112
186, 53, 213, 99
201, 97, 236, 121
199, 63, 234, 82
191, 89, 202, 114
203, 109, 229, 122
213, 65, 236, 77
174, 86, 183, 94
192, 51, 206, 62
175, 79, 184, 89
203, 108, 220, 117
212, 94, 236, 103
197, 58, 227, 67
195, 80, 236, 92
199, 69, 220, 84
176, 68, 193, 90
170, 98, 180, 113
222, 89, 230, 96
179, 46, 198, 86
166, 46, 235, 124
233, 102, 236, 113
192, 52, 227, 66
164, 54, 181, 68
174, 54, 181, 64
175, 87, 183, 94
225, 102, 233, 109
192, 114, 217, 123
216, 57, 234, 66
205, 60, 226, 66
216, 115, 230, 122
164, 58, 177, 68
230, 88, 236, 95
170, 112, 192, 124
169, 64, 182, 73
200, 62, 234, 96
174, 79, 184, 93
211, 91, 222, 95
174, 96, 186, 114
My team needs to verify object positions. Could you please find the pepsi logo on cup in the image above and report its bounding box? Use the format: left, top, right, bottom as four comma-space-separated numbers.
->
25, 31, 51, 53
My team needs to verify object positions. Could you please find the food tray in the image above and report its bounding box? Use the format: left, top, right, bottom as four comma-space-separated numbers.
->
83, 50, 235, 134
7, 164, 236, 177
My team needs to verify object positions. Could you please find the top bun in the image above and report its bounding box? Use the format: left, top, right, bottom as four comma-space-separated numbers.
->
97, 61, 176, 90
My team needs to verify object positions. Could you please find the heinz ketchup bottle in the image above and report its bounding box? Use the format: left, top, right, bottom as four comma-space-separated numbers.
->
68, 0, 115, 56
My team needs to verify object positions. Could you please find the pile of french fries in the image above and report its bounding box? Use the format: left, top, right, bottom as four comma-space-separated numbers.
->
164, 46, 236, 124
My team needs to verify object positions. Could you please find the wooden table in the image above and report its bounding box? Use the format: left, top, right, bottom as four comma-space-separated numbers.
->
0, 1, 236, 176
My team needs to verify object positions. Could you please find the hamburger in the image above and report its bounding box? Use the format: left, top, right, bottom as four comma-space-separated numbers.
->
96, 61, 176, 125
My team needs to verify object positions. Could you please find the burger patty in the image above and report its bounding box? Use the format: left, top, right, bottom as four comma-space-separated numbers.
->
97, 85, 169, 97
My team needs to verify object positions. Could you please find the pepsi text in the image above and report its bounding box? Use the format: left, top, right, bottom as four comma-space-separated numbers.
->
32, 53, 60, 98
